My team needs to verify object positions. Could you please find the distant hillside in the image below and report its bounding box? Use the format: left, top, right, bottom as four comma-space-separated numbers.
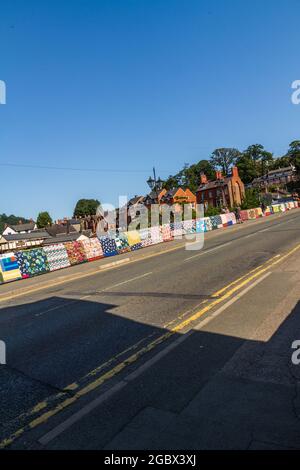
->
0, 213, 31, 234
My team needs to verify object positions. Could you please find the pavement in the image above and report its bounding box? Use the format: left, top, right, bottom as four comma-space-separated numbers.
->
1, 209, 300, 449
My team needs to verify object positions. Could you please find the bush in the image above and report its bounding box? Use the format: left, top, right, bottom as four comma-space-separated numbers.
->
261, 193, 273, 206
204, 206, 221, 217
287, 181, 300, 193
240, 189, 260, 210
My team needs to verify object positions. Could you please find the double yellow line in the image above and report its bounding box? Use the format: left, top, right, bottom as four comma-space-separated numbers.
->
1, 241, 300, 449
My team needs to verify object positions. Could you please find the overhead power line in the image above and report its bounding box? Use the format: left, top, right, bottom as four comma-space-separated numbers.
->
0, 163, 170, 174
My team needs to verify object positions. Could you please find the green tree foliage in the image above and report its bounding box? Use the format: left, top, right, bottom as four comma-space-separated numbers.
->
261, 193, 273, 206
236, 153, 257, 184
0, 213, 31, 234
286, 140, 300, 174
160, 140, 299, 198
261, 141, 300, 174
36, 211, 53, 228
210, 148, 240, 176
73, 199, 100, 217
240, 188, 260, 210
236, 144, 273, 184
163, 160, 215, 193
204, 206, 221, 217
270, 155, 291, 170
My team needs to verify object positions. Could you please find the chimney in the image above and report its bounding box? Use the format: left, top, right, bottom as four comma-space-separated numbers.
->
200, 172, 207, 184
216, 170, 223, 180
232, 166, 239, 178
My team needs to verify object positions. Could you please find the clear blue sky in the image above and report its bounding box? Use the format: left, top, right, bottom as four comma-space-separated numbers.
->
1, 0, 299, 220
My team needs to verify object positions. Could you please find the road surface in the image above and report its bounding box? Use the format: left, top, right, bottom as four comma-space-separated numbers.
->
1, 209, 300, 449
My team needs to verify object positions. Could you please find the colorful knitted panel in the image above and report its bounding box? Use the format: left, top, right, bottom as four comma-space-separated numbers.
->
43, 243, 71, 271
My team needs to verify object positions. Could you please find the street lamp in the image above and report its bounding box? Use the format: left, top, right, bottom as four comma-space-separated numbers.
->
147, 176, 155, 190
156, 177, 163, 191
146, 167, 164, 201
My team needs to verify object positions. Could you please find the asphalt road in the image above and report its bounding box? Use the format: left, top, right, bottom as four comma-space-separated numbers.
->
1, 209, 300, 449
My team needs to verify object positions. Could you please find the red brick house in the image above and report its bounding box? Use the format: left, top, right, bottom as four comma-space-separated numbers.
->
196, 167, 245, 209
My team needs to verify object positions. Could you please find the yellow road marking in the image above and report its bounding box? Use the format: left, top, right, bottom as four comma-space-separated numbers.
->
1, 240, 300, 449
1, 208, 294, 303
211, 253, 281, 298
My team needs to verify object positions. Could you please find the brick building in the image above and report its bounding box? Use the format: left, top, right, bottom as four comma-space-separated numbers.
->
196, 167, 245, 209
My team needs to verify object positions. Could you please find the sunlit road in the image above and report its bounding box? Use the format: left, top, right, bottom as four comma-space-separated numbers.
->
1, 209, 300, 449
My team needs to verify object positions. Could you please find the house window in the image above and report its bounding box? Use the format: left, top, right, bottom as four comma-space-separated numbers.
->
209, 191, 213, 198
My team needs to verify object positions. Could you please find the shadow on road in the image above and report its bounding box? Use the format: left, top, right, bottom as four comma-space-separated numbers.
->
0, 295, 300, 449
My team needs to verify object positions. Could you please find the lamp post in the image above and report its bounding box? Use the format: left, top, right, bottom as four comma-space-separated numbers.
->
147, 167, 163, 202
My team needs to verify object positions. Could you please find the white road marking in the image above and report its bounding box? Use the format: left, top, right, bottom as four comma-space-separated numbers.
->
194, 271, 271, 329
38, 381, 127, 445
99, 258, 130, 269
257, 215, 299, 233
38, 332, 193, 446
185, 214, 299, 259
35, 272, 153, 317
243, 233, 256, 239
102, 272, 153, 291
38, 271, 271, 446
184, 241, 233, 261
35, 296, 91, 317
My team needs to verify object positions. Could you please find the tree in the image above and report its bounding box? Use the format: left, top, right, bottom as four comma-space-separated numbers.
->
236, 153, 257, 184
36, 211, 52, 228
179, 160, 215, 192
236, 144, 273, 183
163, 174, 181, 190
270, 155, 290, 170
163, 159, 215, 193
0, 213, 31, 234
240, 188, 260, 210
243, 144, 273, 177
73, 199, 100, 217
286, 140, 300, 174
210, 148, 240, 176
204, 206, 221, 217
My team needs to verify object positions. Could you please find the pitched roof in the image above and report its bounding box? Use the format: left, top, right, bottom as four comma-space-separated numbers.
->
42, 232, 82, 244
145, 191, 157, 200
68, 218, 81, 225
166, 188, 179, 197
161, 188, 185, 199
128, 195, 145, 205
252, 166, 296, 183
196, 177, 231, 192
2, 231, 50, 242
9, 222, 36, 232
267, 166, 295, 175
45, 224, 77, 237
